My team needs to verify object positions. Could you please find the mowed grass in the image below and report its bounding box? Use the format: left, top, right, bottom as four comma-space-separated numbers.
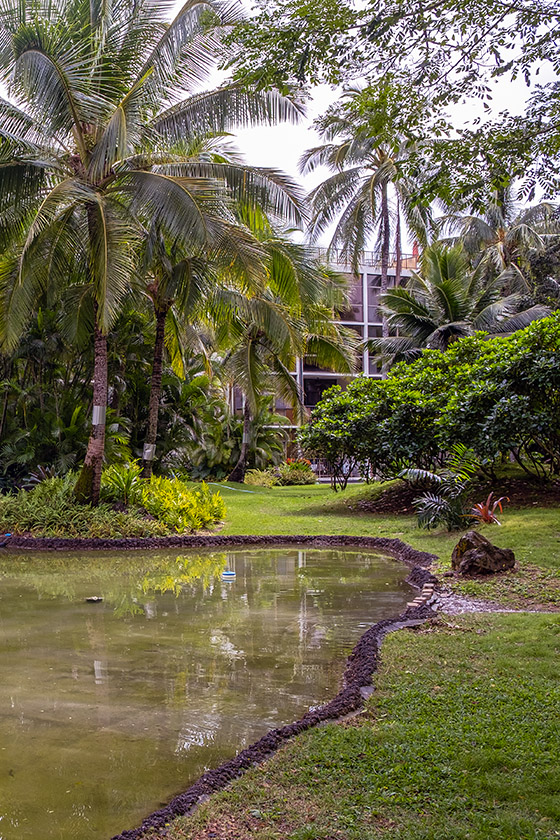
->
214, 482, 560, 608
146, 612, 560, 840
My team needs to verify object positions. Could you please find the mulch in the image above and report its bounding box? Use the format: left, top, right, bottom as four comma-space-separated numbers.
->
352, 478, 560, 515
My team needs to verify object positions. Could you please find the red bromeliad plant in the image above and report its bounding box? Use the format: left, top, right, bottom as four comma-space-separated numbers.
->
470, 493, 509, 525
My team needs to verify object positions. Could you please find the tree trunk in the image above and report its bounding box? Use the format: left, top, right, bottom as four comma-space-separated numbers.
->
0, 361, 11, 439
74, 311, 107, 505
142, 305, 168, 479
380, 182, 391, 378
228, 400, 251, 483
395, 196, 402, 288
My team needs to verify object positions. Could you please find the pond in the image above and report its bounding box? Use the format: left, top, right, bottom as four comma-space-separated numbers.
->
0, 546, 412, 839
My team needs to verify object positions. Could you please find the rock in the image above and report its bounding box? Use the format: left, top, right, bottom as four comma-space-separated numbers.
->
451, 531, 515, 576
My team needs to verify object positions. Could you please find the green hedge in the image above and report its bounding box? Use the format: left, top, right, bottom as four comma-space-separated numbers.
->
300, 314, 560, 487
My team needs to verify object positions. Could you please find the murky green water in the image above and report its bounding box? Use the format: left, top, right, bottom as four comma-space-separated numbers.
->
0, 547, 411, 839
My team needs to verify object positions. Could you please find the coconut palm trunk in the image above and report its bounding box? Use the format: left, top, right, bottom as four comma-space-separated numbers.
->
74, 309, 107, 505
228, 400, 251, 483
380, 182, 390, 332
142, 305, 169, 479
395, 197, 402, 287
380, 182, 391, 377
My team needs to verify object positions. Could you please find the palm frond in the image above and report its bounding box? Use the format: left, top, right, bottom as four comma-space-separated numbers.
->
299, 142, 351, 175
488, 304, 551, 334
154, 85, 304, 139
88, 195, 139, 332
115, 169, 224, 248
307, 167, 364, 240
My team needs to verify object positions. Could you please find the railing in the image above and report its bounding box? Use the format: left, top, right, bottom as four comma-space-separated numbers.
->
311, 247, 418, 270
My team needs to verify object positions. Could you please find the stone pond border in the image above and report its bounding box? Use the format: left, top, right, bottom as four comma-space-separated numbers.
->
3, 534, 440, 840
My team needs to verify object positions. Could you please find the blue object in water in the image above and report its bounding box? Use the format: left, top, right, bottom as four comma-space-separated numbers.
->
0, 533, 12, 548
221, 570, 236, 580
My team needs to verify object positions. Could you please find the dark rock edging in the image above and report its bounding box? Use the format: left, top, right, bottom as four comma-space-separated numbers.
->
102, 536, 438, 840
3, 532, 437, 569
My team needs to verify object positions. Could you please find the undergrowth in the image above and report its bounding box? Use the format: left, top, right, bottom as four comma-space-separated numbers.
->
0, 473, 225, 537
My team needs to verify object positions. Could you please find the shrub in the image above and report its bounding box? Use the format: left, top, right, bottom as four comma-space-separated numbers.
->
100, 460, 144, 506
276, 459, 317, 486
0, 475, 168, 538
142, 477, 225, 532
300, 313, 560, 483
244, 469, 279, 488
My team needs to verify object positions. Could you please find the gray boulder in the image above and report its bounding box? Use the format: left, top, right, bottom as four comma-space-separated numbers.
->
451, 531, 515, 576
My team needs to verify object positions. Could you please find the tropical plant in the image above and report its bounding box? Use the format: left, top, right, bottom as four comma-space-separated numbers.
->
301, 81, 432, 315
244, 468, 279, 487
275, 458, 316, 485
441, 190, 560, 292
0, 474, 168, 538
401, 446, 480, 531
470, 493, 508, 525
100, 461, 144, 507
368, 242, 550, 365
0, 0, 303, 504
215, 230, 357, 482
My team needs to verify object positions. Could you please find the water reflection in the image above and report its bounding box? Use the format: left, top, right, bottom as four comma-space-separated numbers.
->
0, 547, 411, 840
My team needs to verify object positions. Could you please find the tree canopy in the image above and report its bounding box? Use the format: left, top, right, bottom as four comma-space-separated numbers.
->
300, 314, 560, 488
225, 0, 560, 201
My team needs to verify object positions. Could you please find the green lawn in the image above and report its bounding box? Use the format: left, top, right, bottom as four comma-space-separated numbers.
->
139, 485, 560, 840
147, 612, 560, 840
214, 482, 560, 608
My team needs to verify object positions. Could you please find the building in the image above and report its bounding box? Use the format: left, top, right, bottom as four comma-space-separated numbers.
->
231, 249, 420, 421
279, 249, 419, 417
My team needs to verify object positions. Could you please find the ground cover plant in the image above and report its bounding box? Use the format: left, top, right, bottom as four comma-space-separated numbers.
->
0, 473, 225, 537
145, 612, 560, 840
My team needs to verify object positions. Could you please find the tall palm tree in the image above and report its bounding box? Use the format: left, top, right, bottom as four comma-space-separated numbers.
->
441, 189, 560, 292
300, 85, 431, 338
368, 242, 550, 365
216, 235, 358, 482
0, 0, 303, 503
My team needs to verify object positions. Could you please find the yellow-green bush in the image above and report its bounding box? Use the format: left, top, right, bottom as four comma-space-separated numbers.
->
142, 477, 225, 533
0, 475, 168, 538
244, 469, 279, 488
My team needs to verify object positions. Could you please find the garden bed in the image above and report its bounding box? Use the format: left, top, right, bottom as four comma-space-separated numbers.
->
350, 477, 560, 515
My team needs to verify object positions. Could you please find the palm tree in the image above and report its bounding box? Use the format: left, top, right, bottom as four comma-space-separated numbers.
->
217, 235, 358, 482
0, 0, 303, 504
368, 242, 550, 365
139, 220, 264, 479
300, 84, 431, 338
441, 189, 560, 292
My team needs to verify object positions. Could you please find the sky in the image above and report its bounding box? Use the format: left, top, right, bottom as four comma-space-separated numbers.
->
181, 0, 556, 250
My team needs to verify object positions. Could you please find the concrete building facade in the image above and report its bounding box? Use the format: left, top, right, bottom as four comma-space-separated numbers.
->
284, 249, 419, 415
